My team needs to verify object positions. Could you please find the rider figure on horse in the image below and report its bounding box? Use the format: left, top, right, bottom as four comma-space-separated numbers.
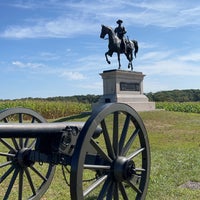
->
114, 19, 127, 53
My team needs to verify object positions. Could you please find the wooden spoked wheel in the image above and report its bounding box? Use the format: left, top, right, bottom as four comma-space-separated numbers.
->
0, 108, 55, 200
70, 103, 150, 200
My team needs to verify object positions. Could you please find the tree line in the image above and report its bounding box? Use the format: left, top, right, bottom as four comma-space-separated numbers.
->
0, 94, 101, 104
146, 89, 200, 102
1, 89, 200, 103
45, 89, 200, 102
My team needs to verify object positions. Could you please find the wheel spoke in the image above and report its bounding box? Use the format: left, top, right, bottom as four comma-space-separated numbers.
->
19, 138, 24, 148
4, 168, 19, 200
101, 120, 115, 159
0, 152, 15, 157
119, 182, 128, 200
97, 176, 112, 200
31, 117, 36, 123
119, 114, 131, 155
0, 138, 17, 153
30, 166, 47, 181
0, 161, 12, 168
127, 148, 145, 160
24, 138, 29, 147
28, 139, 36, 149
113, 112, 119, 156
106, 181, 114, 200
18, 169, 24, 200
25, 168, 36, 195
3, 117, 8, 123
90, 139, 112, 163
126, 177, 142, 194
0, 165, 15, 183
24, 138, 36, 148
83, 175, 108, 197
19, 113, 23, 123
12, 138, 20, 150
122, 128, 140, 156
113, 182, 119, 200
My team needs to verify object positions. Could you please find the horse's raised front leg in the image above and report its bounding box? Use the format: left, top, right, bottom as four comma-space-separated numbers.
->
117, 52, 121, 69
105, 52, 111, 64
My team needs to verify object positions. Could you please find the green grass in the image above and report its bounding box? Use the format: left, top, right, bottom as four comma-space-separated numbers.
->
43, 110, 200, 199
1, 110, 200, 199
140, 111, 200, 199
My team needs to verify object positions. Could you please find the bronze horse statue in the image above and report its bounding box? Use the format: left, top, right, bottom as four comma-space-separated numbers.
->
100, 25, 138, 70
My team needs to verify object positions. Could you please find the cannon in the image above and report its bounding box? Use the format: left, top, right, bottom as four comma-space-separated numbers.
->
0, 103, 150, 200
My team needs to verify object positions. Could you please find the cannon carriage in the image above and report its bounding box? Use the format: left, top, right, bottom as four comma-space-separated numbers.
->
0, 103, 150, 200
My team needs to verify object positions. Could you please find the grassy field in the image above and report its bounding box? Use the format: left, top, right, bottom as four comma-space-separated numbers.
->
0, 109, 200, 199
37, 110, 200, 199
141, 111, 200, 199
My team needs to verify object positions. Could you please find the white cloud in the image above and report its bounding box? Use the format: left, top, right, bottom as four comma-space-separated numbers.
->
139, 42, 157, 49
60, 71, 86, 80
79, 81, 102, 90
116, 0, 200, 28
178, 51, 200, 62
11, 60, 86, 81
140, 57, 200, 77
12, 61, 45, 69
136, 46, 200, 77
1, 17, 94, 38
1, 0, 200, 39
38, 52, 60, 61
140, 51, 172, 61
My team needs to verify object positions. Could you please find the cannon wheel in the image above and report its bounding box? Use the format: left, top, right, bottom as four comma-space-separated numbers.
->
70, 103, 150, 200
0, 107, 55, 200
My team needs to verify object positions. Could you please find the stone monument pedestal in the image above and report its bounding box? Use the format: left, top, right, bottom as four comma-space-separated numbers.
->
94, 69, 155, 111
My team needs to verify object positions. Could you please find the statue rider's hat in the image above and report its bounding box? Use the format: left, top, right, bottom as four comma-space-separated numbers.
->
116, 19, 123, 24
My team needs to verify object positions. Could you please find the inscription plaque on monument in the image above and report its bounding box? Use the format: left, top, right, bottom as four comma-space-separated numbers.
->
120, 82, 140, 91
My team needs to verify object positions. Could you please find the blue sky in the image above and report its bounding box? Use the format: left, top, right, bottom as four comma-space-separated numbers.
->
0, 0, 200, 99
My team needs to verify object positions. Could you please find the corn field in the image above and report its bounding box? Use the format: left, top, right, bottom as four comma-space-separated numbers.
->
156, 102, 200, 113
1, 100, 200, 120
0, 100, 91, 119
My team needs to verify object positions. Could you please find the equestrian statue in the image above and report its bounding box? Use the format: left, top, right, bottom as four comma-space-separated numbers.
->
100, 19, 138, 70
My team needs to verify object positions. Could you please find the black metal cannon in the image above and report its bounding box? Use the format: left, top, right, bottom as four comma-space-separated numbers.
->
0, 103, 150, 200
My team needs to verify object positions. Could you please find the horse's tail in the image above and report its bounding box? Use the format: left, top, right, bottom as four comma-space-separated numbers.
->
132, 40, 138, 58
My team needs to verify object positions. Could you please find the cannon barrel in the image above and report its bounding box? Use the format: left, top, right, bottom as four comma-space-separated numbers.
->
0, 122, 101, 138
0, 122, 102, 156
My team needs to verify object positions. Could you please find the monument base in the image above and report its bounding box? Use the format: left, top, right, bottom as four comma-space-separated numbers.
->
93, 69, 155, 112
96, 94, 155, 111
